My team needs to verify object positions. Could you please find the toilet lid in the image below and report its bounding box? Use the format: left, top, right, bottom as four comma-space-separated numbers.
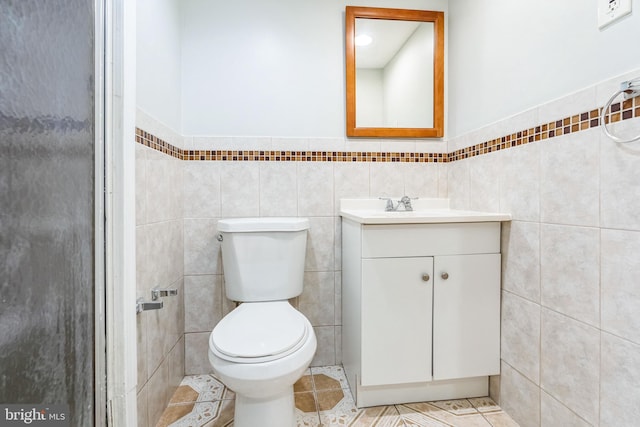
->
211, 301, 308, 361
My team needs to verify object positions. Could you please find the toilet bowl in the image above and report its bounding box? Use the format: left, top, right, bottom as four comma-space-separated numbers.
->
209, 302, 317, 427
207, 217, 317, 427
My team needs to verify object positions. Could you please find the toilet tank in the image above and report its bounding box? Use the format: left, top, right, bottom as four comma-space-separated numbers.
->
217, 217, 310, 302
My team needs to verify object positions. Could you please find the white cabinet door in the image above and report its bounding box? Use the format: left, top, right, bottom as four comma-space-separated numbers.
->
361, 257, 433, 386
433, 253, 501, 380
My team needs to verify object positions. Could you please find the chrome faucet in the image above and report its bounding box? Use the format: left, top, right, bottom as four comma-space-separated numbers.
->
380, 196, 415, 211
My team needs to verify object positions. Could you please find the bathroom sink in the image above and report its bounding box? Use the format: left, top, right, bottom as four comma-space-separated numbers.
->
340, 198, 511, 224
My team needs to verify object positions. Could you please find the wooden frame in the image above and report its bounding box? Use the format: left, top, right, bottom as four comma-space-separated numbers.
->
346, 6, 444, 138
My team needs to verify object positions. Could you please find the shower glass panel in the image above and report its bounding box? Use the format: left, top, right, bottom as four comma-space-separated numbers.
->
0, 0, 98, 425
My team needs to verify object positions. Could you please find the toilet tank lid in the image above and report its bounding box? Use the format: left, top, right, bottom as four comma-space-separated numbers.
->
218, 217, 310, 232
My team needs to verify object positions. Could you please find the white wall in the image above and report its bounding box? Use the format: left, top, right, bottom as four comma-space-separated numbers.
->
180, 0, 448, 137
384, 23, 434, 127
356, 69, 385, 127
137, 0, 640, 139
137, 0, 182, 133
448, 0, 640, 137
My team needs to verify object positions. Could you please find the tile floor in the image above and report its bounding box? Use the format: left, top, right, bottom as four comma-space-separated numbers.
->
156, 365, 520, 427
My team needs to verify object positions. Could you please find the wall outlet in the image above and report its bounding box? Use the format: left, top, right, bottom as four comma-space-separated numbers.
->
598, 0, 632, 29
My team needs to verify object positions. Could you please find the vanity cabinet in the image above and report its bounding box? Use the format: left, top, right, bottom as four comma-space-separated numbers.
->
342, 219, 502, 407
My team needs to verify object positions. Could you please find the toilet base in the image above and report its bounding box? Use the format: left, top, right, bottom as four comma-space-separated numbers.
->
234, 386, 296, 427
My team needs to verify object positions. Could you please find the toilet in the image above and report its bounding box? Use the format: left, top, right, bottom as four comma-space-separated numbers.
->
208, 217, 317, 427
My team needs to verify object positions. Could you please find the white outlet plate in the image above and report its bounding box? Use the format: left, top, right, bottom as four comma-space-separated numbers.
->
598, 0, 632, 29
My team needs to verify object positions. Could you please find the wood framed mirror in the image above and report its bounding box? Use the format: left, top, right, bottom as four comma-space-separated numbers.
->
346, 6, 444, 138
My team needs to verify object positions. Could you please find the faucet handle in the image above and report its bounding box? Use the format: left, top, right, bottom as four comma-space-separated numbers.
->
398, 195, 417, 211
379, 197, 395, 211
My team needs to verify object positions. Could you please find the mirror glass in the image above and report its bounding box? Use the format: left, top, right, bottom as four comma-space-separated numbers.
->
346, 7, 444, 138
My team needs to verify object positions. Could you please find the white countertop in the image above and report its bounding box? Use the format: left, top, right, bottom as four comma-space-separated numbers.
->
340, 198, 512, 224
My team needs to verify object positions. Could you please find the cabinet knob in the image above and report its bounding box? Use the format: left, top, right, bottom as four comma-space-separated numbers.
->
422, 274, 430, 282
441, 272, 449, 280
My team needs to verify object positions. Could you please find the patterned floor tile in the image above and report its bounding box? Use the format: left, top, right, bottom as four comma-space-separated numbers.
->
400, 402, 475, 425
311, 366, 350, 390
156, 403, 196, 427
317, 389, 345, 411
296, 407, 322, 427
396, 404, 451, 427
322, 404, 403, 427
169, 386, 200, 405
468, 397, 501, 414
429, 399, 478, 415
179, 374, 230, 402
164, 401, 222, 427
398, 404, 497, 427
443, 414, 493, 427
464, 415, 495, 427
201, 399, 234, 427
295, 372, 315, 393
482, 412, 520, 427
296, 391, 318, 413
317, 387, 359, 425
314, 374, 343, 392
157, 367, 520, 427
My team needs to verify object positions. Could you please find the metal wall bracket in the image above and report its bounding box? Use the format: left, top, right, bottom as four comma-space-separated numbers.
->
151, 288, 178, 301
136, 288, 178, 314
621, 78, 640, 100
136, 298, 163, 314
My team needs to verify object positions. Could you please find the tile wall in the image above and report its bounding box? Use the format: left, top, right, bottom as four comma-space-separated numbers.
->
447, 69, 640, 427
178, 139, 449, 374
135, 69, 640, 427
134, 110, 448, 426
136, 112, 185, 427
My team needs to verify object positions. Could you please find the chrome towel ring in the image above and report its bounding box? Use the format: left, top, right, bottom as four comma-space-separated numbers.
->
600, 77, 640, 143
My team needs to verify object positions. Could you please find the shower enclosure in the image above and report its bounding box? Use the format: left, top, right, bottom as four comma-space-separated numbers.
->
1, 0, 105, 425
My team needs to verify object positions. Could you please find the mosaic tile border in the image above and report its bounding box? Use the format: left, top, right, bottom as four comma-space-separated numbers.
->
450, 97, 639, 161
136, 96, 640, 163
182, 150, 445, 163
450, 108, 601, 162
136, 127, 446, 163
136, 128, 182, 159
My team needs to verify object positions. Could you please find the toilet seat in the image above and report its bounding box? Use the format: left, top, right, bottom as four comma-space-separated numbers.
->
210, 301, 310, 364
